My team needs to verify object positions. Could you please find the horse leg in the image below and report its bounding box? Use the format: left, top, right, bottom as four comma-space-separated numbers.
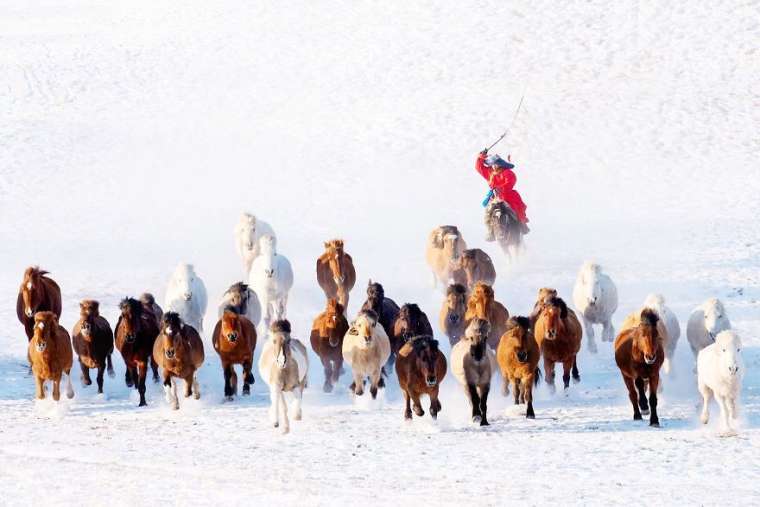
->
602, 320, 615, 343
292, 386, 303, 421
410, 390, 424, 417
623, 375, 642, 420
561, 360, 573, 390
465, 383, 482, 424
635, 377, 650, 415
370, 369, 380, 399
403, 389, 413, 420
34, 375, 44, 400
698, 383, 712, 424
648, 375, 660, 427
524, 376, 535, 419
184, 373, 193, 398
431, 271, 438, 289
352, 370, 364, 396
501, 375, 510, 397
583, 317, 597, 353
124, 367, 134, 388
572, 357, 580, 383
65, 370, 74, 399
430, 387, 442, 420
543, 358, 556, 394
332, 357, 343, 384
137, 365, 148, 407
243, 361, 254, 395
277, 390, 290, 434
478, 383, 490, 426
151, 356, 160, 383
223, 363, 234, 400
512, 378, 521, 405
80, 360, 92, 386
322, 356, 333, 393
52, 378, 61, 401
96, 365, 105, 394
268, 386, 279, 426
106, 353, 115, 378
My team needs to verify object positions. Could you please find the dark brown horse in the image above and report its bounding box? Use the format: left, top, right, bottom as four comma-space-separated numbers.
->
439, 283, 468, 346
17, 267, 62, 340
213, 308, 257, 400
396, 335, 447, 420
139, 293, 163, 322
115, 297, 160, 406
72, 300, 114, 394
391, 303, 433, 358
360, 280, 400, 344
496, 316, 541, 418
310, 298, 349, 392
614, 309, 665, 426
316, 240, 357, 307
534, 297, 582, 393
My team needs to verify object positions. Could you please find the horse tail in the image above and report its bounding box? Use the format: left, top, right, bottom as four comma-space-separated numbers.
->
534, 367, 542, 386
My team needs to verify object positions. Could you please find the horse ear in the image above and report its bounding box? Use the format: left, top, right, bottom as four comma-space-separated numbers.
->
324, 241, 330, 249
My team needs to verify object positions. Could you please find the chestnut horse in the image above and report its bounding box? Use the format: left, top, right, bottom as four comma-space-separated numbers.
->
396, 335, 447, 421
529, 287, 558, 328
496, 316, 541, 418
29, 311, 74, 401
310, 299, 349, 392
115, 297, 160, 406
614, 309, 664, 426
316, 240, 357, 307
212, 308, 257, 400
440, 283, 468, 346
17, 267, 62, 340
153, 312, 205, 409
534, 297, 582, 393
72, 300, 114, 394
464, 282, 510, 350
391, 303, 433, 359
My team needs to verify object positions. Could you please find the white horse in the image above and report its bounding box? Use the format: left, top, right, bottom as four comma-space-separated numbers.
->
698, 330, 744, 433
248, 235, 293, 333
572, 261, 618, 353
235, 212, 276, 277
258, 320, 308, 434
216, 282, 262, 327
687, 298, 731, 360
642, 294, 681, 375
164, 263, 208, 333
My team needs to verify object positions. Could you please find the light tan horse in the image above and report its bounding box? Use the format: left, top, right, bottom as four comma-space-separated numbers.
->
258, 320, 309, 434
453, 248, 496, 291
451, 318, 496, 426
152, 312, 205, 410
342, 310, 391, 399
425, 225, 468, 288
464, 282, 510, 350
317, 239, 357, 307
496, 316, 540, 418
29, 311, 74, 401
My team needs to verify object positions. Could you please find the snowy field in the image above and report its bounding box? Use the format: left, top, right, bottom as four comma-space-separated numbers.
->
2, 1, 760, 505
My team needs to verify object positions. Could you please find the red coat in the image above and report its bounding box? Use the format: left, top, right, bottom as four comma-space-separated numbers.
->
476, 153, 528, 223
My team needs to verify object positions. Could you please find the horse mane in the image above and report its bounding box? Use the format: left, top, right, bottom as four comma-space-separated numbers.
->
506, 316, 531, 332
226, 282, 249, 295
80, 300, 100, 315
704, 298, 725, 313
326, 298, 344, 316
223, 304, 241, 315
639, 308, 659, 327
162, 311, 183, 330
139, 293, 156, 305
271, 319, 291, 334
644, 293, 665, 308
447, 283, 467, 297
400, 303, 422, 320
581, 261, 602, 275
24, 266, 50, 281
547, 297, 568, 319
465, 317, 490, 338
411, 334, 438, 354
120, 297, 143, 316
358, 309, 379, 325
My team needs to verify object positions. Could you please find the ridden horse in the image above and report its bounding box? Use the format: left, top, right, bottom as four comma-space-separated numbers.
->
453, 248, 496, 291
17, 267, 62, 340
248, 235, 294, 333
396, 335, 447, 421
342, 310, 391, 399
391, 303, 433, 360
212, 308, 257, 400
310, 299, 349, 392
72, 300, 114, 394
464, 282, 510, 350
496, 316, 540, 418
425, 225, 468, 289
451, 318, 496, 426
28, 312, 74, 401
217, 282, 261, 327
360, 280, 400, 351
153, 312, 205, 410
439, 283, 468, 346
316, 239, 357, 307
164, 263, 208, 333
534, 297, 582, 393
259, 320, 309, 434
614, 309, 664, 427
486, 200, 523, 259
115, 298, 160, 406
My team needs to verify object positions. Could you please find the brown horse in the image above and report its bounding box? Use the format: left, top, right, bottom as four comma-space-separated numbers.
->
17, 267, 62, 340
396, 335, 447, 420
153, 312, 205, 409
464, 282, 510, 350
212, 308, 257, 401
29, 311, 74, 401
391, 303, 434, 359
316, 240, 357, 307
529, 287, 558, 327
139, 293, 163, 322
310, 298, 349, 392
534, 296, 582, 393
614, 309, 665, 426
72, 300, 114, 394
496, 316, 541, 418
440, 283, 468, 346
453, 248, 496, 291
115, 297, 160, 406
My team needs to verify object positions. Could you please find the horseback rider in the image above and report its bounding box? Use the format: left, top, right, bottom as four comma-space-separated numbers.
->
476, 149, 529, 241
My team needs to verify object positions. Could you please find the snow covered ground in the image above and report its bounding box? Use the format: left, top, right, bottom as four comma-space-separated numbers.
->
1, 1, 759, 505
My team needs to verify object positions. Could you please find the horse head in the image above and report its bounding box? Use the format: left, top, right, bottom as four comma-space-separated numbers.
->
160, 312, 186, 360
78, 300, 100, 338
444, 284, 467, 325
541, 297, 568, 341
702, 298, 730, 341
225, 282, 250, 314
365, 280, 385, 312
119, 297, 144, 343
395, 304, 423, 342
352, 310, 379, 348
578, 262, 604, 307
20, 266, 49, 318
714, 330, 743, 377
221, 307, 243, 344
323, 239, 347, 284
173, 263, 199, 302
270, 320, 292, 369
636, 309, 660, 365
506, 316, 532, 363
237, 213, 258, 252
257, 235, 278, 278
323, 299, 345, 347
464, 318, 490, 361
467, 282, 494, 320
412, 336, 440, 387
457, 250, 480, 288
32, 311, 57, 353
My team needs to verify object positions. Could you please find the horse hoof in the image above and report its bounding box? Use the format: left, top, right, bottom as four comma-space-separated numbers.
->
641, 408, 650, 416
573, 376, 580, 384
138, 401, 147, 407
431, 412, 438, 420
404, 412, 413, 420
108, 370, 115, 379
634, 414, 643, 421
414, 408, 424, 417
480, 419, 490, 427
650, 421, 660, 428
225, 395, 234, 402
526, 413, 535, 419
194, 393, 200, 400
273, 422, 279, 428
242, 388, 251, 396
323, 383, 333, 393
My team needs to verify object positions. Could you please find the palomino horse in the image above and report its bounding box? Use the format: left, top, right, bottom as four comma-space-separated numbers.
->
396, 335, 447, 421
212, 308, 257, 400
153, 312, 205, 410
248, 235, 294, 333
316, 239, 356, 307
29, 311, 74, 401
360, 280, 400, 348
439, 283, 468, 346
391, 303, 433, 361
425, 225, 468, 288
217, 282, 261, 327
17, 267, 62, 340
464, 282, 510, 350
342, 310, 391, 399
72, 300, 114, 394
486, 200, 523, 260
534, 297, 582, 393
453, 248, 496, 291
496, 316, 540, 419
310, 299, 349, 392
115, 298, 160, 406
614, 309, 664, 427
451, 318, 496, 426
259, 320, 309, 434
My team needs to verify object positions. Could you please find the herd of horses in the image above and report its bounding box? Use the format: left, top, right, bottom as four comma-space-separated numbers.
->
15, 214, 746, 434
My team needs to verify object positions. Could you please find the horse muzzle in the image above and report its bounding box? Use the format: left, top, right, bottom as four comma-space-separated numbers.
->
183, 293, 192, 301
25, 308, 34, 318
448, 314, 460, 324
425, 376, 437, 387
227, 333, 238, 343
644, 355, 656, 365
125, 334, 136, 344
729, 365, 739, 375
329, 337, 340, 347
265, 270, 274, 278
35, 342, 47, 352
516, 351, 528, 363
165, 349, 176, 359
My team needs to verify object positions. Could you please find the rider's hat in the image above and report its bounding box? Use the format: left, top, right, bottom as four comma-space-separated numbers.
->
485, 154, 515, 169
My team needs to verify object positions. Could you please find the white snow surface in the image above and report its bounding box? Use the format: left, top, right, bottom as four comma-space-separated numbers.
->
1, 1, 760, 505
